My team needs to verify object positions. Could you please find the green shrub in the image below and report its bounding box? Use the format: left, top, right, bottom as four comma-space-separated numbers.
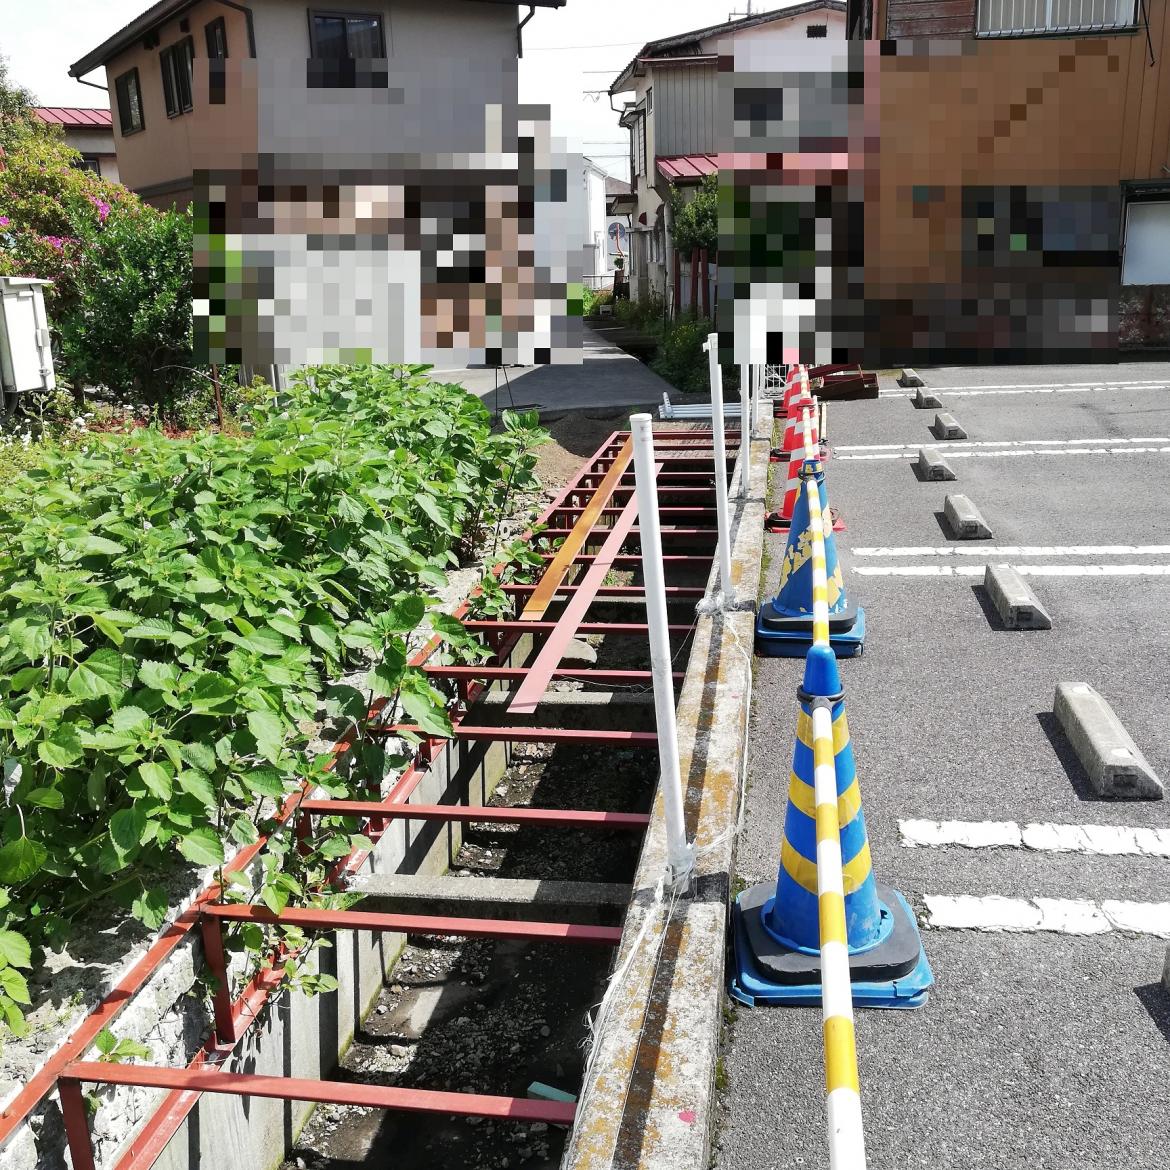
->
0, 366, 545, 1033
55, 207, 197, 420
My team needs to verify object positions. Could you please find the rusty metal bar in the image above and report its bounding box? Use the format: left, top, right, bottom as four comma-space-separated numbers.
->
500, 585, 704, 599
199, 916, 237, 1046
521, 436, 633, 621
202, 903, 624, 946
371, 725, 659, 748
461, 620, 692, 635
536, 553, 710, 567
510, 487, 647, 715
295, 800, 651, 830
59, 1064, 576, 1170
539, 526, 716, 540
422, 666, 679, 683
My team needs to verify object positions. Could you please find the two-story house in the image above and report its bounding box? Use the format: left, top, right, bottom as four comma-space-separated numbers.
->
68, 0, 569, 367
33, 108, 120, 183
70, 0, 565, 209
608, 2, 846, 309
846, 0, 1170, 357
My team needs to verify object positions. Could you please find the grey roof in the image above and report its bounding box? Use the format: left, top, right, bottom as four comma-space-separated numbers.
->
71, 0, 566, 77
609, 1, 846, 93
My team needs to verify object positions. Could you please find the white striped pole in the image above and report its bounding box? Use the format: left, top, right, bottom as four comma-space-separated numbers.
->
738, 362, 751, 499
631, 414, 694, 891
704, 334, 734, 603
805, 471, 867, 1170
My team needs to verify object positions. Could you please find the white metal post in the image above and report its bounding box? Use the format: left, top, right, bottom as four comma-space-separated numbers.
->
738, 362, 751, 499
631, 414, 694, 891
704, 335, 734, 604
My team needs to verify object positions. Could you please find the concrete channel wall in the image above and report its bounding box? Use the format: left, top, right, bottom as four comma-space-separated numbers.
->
564, 426, 767, 1170
0, 703, 518, 1170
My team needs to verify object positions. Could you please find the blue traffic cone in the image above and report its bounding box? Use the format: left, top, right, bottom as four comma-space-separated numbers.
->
730, 644, 933, 1008
756, 460, 865, 658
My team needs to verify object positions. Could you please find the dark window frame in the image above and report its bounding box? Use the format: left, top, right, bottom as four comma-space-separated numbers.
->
160, 35, 196, 118
115, 67, 145, 136
205, 16, 229, 59
307, 9, 387, 59
74, 155, 103, 175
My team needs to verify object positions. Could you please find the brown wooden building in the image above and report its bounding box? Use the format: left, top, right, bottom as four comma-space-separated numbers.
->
846, 0, 1170, 358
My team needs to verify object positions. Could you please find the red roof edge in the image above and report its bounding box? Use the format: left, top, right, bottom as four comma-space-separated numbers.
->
33, 107, 113, 129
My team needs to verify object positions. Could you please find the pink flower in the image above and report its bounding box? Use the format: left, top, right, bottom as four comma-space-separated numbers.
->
43, 236, 65, 250
89, 196, 110, 223
0, 216, 8, 227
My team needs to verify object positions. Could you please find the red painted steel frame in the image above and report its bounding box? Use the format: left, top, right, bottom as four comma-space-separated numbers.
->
59, 1066, 576, 1170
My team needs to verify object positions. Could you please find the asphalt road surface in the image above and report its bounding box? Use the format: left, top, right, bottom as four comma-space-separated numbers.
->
718, 362, 1170, 1170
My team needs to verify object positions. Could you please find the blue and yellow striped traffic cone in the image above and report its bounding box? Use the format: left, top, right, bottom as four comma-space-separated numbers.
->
729, 644, 933, 1008
756, 460, 865, 657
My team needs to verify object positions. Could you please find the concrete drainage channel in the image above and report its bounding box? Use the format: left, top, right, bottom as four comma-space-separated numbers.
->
4, 424, 765, 1170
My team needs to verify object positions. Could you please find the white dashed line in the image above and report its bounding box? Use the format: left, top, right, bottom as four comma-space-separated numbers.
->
923, 895, 1170, 937
837, 446, 1170, 461
853, 564, 1170, 578
836, 436, 1169, 452
874, 386, 1160, 399
900, 819, 1170, 857
852, 544, 1170, 558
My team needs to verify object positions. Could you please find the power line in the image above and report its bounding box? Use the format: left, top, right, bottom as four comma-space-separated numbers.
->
525, 40, 642, 50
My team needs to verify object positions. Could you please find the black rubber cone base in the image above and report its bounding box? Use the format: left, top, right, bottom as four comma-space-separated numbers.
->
738, 880, 923, 985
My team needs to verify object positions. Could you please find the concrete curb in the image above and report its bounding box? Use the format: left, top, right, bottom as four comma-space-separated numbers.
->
1053, 682, 1164, 800
563, 429, 765, 1170
916, 447, 956, 481
912, 388, 941, 408
932, 412, 967, 440
944, 494, 992, 539
983, 564, 1052, 629
899, 368, 926, 388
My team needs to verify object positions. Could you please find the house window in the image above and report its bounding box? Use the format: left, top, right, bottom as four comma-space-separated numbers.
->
647, 87, 653, 113
74, 155, 103, 175
806, 23, 828, 36
160, 37, 195, 117
205, 16, 229, 59
976, 0, 1137, 37
1122, 200, 1170, 285
114, 67, 145, 136
308, 10, 388, 87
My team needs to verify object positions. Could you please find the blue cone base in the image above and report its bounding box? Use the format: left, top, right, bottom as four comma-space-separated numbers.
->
754, 605, 866, 659
728, 888, 933, 1010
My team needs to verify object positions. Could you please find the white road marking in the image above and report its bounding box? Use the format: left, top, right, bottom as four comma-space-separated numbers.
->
853, 544, 1170, 558
900, 819, 1170, 857
836, 436, 1168, 452
880, 380, 1170, 398
837, 446, 1170, 461
853, 563, 1170, 578
923, 895, 1170, 937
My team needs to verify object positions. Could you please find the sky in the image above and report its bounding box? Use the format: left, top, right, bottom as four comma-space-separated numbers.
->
0, 0, 788, 180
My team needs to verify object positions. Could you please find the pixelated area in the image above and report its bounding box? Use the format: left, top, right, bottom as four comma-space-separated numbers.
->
719, 30, 1152, 365
194, 87, 579, 366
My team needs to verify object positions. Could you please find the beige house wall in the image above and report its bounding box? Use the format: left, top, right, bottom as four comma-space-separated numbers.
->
99, 0, 258, 204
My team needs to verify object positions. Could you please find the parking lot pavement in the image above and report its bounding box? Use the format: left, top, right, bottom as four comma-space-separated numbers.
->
718, 364, 1170, 1169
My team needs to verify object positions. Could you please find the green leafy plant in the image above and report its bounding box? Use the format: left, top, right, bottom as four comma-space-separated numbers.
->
94, 1027, 152, 1064
0, 365, 546, 1033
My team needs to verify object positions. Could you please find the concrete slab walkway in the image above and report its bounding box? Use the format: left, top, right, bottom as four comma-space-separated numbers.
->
430, 323, 674, 416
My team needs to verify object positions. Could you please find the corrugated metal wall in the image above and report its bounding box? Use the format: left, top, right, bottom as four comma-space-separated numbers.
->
654, 65, 719, 157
